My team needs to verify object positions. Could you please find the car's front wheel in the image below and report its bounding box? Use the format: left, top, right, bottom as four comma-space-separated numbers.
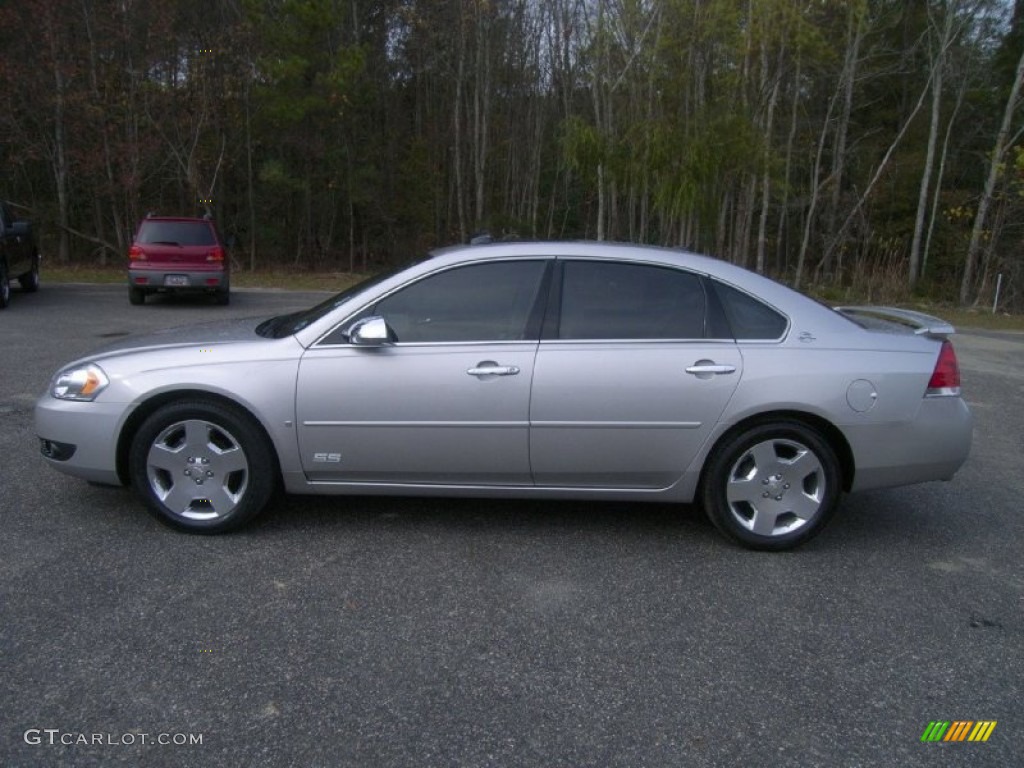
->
701, 421, 840, 551
129, 400, 276, 533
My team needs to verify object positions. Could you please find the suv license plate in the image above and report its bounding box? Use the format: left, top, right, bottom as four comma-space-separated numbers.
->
165, 275, 190, 287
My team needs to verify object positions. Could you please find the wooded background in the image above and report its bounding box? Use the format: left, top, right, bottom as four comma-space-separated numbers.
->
2, 0, 1023, 307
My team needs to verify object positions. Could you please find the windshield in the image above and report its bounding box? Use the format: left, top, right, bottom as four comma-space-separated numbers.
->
255, 262, 416, 339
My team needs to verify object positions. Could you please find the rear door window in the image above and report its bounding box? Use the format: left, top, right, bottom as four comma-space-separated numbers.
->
557, 261, 706, 340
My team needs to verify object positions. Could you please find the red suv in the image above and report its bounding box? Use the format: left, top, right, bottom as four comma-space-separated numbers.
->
128, 216, 230, 305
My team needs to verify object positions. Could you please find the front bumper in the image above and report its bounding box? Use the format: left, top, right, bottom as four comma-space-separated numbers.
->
35, 395, 129, 485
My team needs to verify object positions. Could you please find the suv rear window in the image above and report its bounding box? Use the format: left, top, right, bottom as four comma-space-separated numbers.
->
137, 221, 216, 246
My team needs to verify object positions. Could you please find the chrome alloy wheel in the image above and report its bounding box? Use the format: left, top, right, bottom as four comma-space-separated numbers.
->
725, 438, 826, 537
145, 419, 250, 520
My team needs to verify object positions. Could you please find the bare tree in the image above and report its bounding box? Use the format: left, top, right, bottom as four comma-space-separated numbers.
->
909, 0, 965, 288
959, 37, 1024, 304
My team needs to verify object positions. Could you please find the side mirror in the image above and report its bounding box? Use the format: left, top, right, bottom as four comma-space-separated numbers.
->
348, 316, 396, 346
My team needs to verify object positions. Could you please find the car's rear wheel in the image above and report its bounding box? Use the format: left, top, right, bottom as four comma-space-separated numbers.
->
129, 400, 276, 533
214, 289, 230, 306
19, 253, 40, 292
701, 421, 840, 551
129, 286, 145, 305
0, 258, 10, 309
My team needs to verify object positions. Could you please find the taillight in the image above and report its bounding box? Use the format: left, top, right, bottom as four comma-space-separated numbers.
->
206, 246, 225, 262
128, 244, 145, 261
926, 340, 961, 396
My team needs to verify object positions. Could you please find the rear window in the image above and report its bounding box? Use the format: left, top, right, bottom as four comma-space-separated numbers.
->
137, 221, 216, 247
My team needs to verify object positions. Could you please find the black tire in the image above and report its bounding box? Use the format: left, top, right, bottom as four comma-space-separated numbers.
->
0, 258, 9, 309
701, 421, 841, 551
129, 286, 146, 305
214, 289, 230, 306
128, 400, 277, 533
19, 253, 40, 292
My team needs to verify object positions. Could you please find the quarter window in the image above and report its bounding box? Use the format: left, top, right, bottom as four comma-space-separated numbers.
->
371, 260, 547, 343
713, 281, 788, 340
557, 261, 706, 340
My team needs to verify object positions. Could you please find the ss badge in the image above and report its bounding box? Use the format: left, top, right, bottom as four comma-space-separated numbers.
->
313, 452, 342, 463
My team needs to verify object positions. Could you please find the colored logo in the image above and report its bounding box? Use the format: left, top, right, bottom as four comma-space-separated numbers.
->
921, 721, 996, 742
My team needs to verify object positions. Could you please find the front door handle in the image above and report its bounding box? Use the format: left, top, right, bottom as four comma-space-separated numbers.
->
686, 362, 737, 376
467, 362, 520, 378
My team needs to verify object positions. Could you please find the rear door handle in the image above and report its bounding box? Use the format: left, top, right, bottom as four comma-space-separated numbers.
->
467, 362, 520, 378
685, 362, 736, 376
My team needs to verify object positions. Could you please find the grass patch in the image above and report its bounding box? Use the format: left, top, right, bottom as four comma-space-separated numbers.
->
805, 288, 1024, 332
232, 270, 368, 292
44, 264, 369, 293
46, 265, 125, 285
919, 307, 1024, 332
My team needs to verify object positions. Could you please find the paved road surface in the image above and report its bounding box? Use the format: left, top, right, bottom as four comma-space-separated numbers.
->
1, 284, 1020, 766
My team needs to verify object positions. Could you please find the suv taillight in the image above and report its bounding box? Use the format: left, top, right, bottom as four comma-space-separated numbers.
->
926, 340, 961, 396
206, 246, 225, 262
128, 244, 145, 261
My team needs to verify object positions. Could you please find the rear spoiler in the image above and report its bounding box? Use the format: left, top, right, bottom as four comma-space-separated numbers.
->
834, 306, 956, 339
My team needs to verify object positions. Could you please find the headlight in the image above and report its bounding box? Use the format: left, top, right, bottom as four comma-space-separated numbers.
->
52, 364, 109, 401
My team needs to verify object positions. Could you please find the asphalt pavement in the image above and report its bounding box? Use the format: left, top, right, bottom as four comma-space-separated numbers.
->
1, 282, 1021, 767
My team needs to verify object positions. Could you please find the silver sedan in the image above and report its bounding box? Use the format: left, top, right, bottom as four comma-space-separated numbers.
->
35, 242, 972, 549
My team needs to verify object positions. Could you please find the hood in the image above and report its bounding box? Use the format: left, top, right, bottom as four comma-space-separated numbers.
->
87, 315, 275, 360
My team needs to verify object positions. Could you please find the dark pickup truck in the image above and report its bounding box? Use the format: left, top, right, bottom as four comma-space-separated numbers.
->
0, 201, 40, 308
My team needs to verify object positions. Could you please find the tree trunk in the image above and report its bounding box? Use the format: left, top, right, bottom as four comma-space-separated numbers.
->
454, 5, 468, 242
909, 52, 943, 288
777, 51, 801, 276
757, 59, 782, 274
911, 1, 960, 288
820, 3, 864, 281
473, 3, 490, 229
795, 89, 840, 289
924, 68, 968, 277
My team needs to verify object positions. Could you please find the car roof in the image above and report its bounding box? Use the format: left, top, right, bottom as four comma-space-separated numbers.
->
431, 240, 751, 276
139, 216, 214, 223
